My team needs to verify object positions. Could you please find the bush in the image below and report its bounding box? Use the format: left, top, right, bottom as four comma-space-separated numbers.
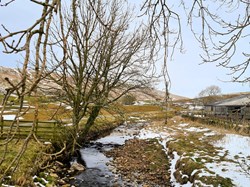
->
121, 94, 136, 105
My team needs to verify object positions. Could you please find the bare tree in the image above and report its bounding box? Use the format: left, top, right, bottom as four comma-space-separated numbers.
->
0, 0, 60, 182
198, 85, 222, 104
0, 0, 249, 184
47, 0, 157, 153
199, 85, 222, 97
141, 0, 250, 83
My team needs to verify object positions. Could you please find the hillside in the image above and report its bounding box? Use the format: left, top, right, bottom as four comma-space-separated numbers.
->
0, 66, 187, 101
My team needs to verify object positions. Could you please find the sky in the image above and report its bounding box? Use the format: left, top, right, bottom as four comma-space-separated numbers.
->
0, 0, 249, 98
160, 28, 250, 98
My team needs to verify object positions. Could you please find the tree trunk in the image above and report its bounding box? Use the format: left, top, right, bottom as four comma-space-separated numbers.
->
81, 105, 101, 142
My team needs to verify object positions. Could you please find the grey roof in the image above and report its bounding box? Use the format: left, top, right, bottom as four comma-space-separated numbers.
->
208, 94, 250, 107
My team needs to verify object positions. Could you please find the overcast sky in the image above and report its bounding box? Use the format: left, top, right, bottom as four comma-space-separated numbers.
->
0, 0, 249, 98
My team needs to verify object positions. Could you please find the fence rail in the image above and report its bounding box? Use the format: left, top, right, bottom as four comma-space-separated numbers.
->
0, 117, 63, 141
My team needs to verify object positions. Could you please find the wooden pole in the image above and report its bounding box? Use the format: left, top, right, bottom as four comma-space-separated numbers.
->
0, 116, 3, 134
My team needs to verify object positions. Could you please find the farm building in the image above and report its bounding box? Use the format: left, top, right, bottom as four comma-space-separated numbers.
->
204, 94, 250, 120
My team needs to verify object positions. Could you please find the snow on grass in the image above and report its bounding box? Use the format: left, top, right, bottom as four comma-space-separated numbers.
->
2, 110, 12, 113
138, 128, 196, 186
204, 132, 217, 136
178, 123, 189, 127
137, 128, 171, 149
207, 134, 250, 187
170, 152, 193, 187
185, 127, 210, 132
138, 121, 250, 186
206, 161, 250, 187
216, 134, 250, 158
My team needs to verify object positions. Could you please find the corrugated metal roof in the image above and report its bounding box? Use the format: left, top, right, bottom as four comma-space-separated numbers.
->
209, 94, 250, 106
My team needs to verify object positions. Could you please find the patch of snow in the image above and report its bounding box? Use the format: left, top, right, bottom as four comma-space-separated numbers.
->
197, 168, 216, 178
204, 132, 216, 136
2, 115, 23, 120
34, 182, 46, 187
179, 123, 189, 127
10, 94, 18, 98
193, 115, 204, 118
137, 129, 171, 148
129, 116, 140, 120
170, 151, 180, 184
208, 134, 250, 187
64, 123, 73, 127
185, 127, 210, 132
169, 151, 193, 187
191, 169, 199, 176
216, 134, 250, 158
206, 161, 250, 187
65, 106, 73, 110
44, 142, 52, 145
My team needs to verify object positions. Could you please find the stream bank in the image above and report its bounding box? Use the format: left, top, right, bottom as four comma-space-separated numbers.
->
67, 120, 171, 187
34, 116, 250, 187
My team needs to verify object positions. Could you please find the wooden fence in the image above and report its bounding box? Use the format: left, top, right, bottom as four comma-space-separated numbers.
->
181, 110, 250, 134
0, 116, 64, 141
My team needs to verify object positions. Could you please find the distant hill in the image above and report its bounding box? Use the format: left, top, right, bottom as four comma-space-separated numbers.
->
0, 66, 187, 101
0, 66, 21, 93
177, 92, 250, 105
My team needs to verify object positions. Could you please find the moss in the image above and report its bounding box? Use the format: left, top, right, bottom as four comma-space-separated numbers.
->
175, 157, 203, 177
198, 175, 233, 187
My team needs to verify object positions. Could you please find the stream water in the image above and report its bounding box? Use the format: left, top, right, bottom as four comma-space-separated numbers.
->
64, 120, 250, 187
70, 122, 146, 187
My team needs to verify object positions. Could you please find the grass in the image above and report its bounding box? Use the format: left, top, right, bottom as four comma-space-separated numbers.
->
164, 117, 235, 186
0, 97, 168, 185
0, 139, 53, 186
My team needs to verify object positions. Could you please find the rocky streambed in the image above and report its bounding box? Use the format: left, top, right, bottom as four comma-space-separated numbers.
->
69, 121, 162, 186
35, 116, 250, 187
58, 119, 171, 187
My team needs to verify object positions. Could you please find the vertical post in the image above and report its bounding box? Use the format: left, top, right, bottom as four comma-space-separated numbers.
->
35, 119, 38, 134
0, 116, 3, 134
53, 121, 56, 140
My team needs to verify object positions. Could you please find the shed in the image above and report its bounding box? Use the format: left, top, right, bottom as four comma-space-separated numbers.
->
204, 94, 250, 120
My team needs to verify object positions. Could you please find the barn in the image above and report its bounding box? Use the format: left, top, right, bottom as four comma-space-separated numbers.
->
204, 94, 250, 120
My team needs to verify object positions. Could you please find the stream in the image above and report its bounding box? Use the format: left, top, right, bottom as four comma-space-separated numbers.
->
70, 121, 147, 187
68, 119, 250, 187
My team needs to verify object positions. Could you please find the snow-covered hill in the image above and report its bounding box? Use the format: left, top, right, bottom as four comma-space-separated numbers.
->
0, 66, 187, 101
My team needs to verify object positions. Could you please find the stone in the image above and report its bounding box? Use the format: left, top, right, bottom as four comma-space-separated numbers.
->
70, 162, 85, 172
50, 173, 59, 178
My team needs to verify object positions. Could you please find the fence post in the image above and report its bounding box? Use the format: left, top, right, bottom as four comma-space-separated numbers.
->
35, 119, 38, 134
53, 121, 56, 140
0, 116, 3, 134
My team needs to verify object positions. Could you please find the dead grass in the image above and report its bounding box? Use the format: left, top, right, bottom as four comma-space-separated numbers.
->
0, 101, 169, 185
